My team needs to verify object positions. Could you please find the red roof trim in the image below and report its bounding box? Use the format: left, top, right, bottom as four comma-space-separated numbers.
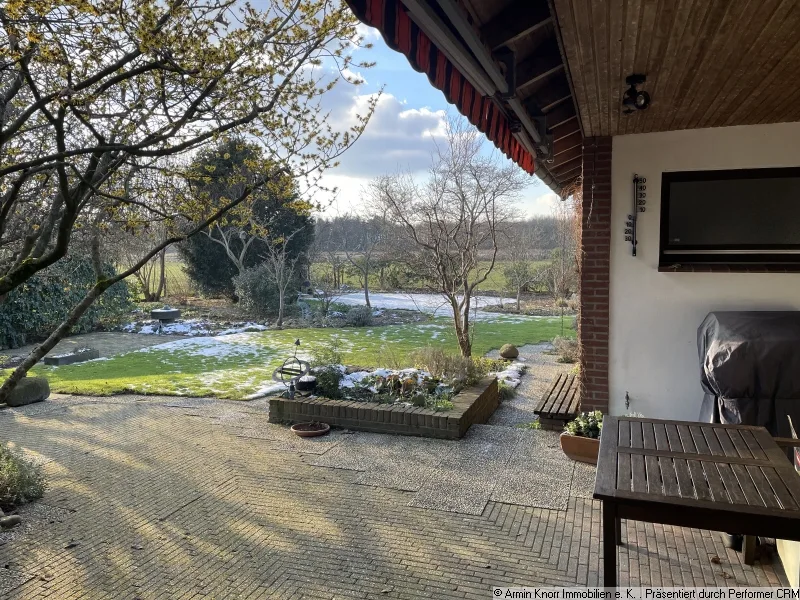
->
345, 0, 535, 175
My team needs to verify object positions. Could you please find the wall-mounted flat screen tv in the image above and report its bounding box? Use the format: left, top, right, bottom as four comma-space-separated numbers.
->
660, 167, 800, 266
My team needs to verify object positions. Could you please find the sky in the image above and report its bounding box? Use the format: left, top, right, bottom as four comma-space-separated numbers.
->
313, 22, 561, 218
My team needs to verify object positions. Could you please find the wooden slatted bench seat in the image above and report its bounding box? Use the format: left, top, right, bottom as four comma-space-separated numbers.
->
534, 373, 580, 430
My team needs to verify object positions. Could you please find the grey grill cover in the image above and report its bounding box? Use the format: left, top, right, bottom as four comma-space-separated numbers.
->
698, 311, 800, 437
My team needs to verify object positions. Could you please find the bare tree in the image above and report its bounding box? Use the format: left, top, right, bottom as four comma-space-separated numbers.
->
126, 244, 168, 303
341, 214, 385, 307
315, 271, 344, 319
260, 228, 305, 328
308, 224, 345, 315
372, 116, 529, 357
547, 196, 580, 302
502, 225, 545, 312
203, 224, 257, 276
106, 220, 169, 302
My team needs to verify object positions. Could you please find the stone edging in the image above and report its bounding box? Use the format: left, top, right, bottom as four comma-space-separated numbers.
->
43, 349, 100, 366
268, 376, 499, 439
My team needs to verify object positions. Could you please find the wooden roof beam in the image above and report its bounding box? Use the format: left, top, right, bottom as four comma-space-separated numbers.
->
530, 75, 573, 112
481, 1, 552, 50
549, 144, 582, 167
516, 39, 564, 91
549, 119, 580, 142
553, 131, 583, 155
543, 102, 576, 130
552, 156, 582, 178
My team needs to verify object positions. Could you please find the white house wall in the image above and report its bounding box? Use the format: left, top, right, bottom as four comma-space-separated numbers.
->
609, 122, 800, 419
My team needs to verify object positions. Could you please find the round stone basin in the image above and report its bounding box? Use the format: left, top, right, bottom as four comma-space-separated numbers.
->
150, 308, 181, 323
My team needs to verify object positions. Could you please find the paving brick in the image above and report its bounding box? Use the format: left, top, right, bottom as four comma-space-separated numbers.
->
0, 395, 788, 599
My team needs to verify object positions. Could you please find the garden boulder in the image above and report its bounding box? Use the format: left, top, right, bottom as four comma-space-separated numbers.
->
499, 344, 519, 359
5, 377, 50, 407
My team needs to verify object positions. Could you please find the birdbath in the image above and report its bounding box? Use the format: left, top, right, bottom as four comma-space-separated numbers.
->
150, 307, 181, 325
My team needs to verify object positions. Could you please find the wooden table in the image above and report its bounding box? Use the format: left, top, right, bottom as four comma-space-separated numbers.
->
594, 416, 800, 587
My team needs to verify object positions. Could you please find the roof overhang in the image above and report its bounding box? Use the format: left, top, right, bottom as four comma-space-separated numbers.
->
345, 0, 583, 196
346, 0, 800, 195
552, 0, 800, 137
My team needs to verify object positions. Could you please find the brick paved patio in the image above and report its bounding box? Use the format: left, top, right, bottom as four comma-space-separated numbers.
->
0, 394, 787, 599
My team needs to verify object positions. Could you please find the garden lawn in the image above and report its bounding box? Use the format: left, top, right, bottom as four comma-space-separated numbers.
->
31, 315, 574, 400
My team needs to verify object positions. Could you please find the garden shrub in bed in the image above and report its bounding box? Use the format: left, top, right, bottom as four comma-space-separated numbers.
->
311, 365, 456, 411
315, 366, 344, 399
0, 443, 46, 510
410, 347, 505, 387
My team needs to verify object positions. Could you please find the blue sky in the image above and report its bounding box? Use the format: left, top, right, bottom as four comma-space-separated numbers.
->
315, 22, 560, 217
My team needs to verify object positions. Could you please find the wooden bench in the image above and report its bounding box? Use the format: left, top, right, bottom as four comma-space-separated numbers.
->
534, 373, 580, 430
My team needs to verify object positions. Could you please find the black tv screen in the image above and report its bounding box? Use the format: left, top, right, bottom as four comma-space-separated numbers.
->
660, 167, 800, 265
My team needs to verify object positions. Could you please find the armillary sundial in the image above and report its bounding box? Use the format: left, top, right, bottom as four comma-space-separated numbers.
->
271, 339, 310, 398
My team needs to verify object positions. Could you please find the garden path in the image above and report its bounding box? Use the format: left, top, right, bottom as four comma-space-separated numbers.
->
486, 342, 570, 427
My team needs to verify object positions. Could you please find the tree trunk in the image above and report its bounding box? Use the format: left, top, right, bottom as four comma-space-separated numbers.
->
277, 286, 285, 328
516, 288, 521, 312
459, 302, 472, 357
379, 266, 385, 290
0, 284, 105, 403
363, 265, 370, 307
449, 295, 472, 358
155, 249, 166, 301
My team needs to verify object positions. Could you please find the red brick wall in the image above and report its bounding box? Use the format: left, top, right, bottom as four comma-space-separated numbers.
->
579, 137, 612, 413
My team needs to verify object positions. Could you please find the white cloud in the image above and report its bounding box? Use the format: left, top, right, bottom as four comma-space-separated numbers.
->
355, 22, 381, 42
518, 189, 560, 218
309, 73, 557, 218
341, 68, 367, 85
323, 89, 447, 178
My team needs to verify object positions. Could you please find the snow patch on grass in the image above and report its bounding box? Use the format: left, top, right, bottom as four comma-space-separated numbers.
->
123, 319, 268, 337
136, 333, 266, 359
493, 363, 526, 389
335, 292, 518, 319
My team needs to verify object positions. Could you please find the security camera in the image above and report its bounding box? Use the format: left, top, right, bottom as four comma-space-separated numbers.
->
622, 74, 650, 114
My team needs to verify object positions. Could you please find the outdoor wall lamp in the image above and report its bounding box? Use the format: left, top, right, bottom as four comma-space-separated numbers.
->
622, 74, 650, 114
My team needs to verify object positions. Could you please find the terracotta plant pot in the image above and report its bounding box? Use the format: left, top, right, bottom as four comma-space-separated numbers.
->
560, 432, 600, 465
290, 422, 330, 438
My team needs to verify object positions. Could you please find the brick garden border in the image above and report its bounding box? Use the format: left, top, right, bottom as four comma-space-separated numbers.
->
268, 376, 499, 439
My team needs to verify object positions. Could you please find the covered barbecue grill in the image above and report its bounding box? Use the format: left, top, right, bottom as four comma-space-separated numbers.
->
698, 311, 800, 438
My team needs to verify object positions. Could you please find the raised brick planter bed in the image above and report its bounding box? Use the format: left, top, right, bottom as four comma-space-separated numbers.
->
268, 376, 499, 439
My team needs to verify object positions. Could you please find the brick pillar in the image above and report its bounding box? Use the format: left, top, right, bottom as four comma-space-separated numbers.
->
579, 137, 612, 413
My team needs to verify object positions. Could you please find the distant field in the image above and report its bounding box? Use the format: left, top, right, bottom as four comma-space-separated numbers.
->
164, 259, 193, 295
311, 260, 549, 294
125, 258, 195, 300
126, 256, 552, 300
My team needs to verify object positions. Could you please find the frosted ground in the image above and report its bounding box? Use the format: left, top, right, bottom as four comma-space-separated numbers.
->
331, 292, 533, 320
